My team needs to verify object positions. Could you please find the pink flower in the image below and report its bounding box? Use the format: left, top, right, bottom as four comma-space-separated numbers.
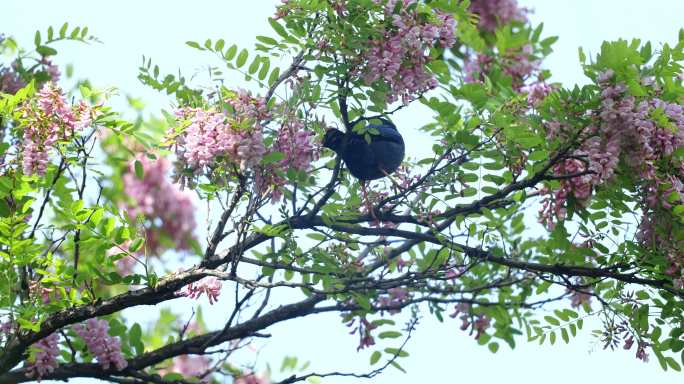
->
258, 115, 320, 202
525, 82, 552, 106
173, 92, 268, 173
538, 74, 684, 291
464, 45, 540, 91
635, 341, 650, 362
361, 1, 456, 103
469, 0, 527, 32
568, 289, 592, 309
235, 372, 270, 384
179, 276, 222, 304
122, 156, 196, 255
0, 65, 25, 94
73, 319, 127, 371
168, 354, 212, 382
20, 83, 96, 176
25, 333, 60, 380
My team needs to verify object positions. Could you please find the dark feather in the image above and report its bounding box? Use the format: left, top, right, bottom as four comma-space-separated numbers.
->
323, 118, 405, 180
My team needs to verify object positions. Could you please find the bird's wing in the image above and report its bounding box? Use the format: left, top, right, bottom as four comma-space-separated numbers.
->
345, 134, 378, 168
369, 124, 404, 146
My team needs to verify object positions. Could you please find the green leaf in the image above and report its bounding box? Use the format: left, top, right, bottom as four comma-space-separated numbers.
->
36, 46, 58, 56
258, 59, 271, 81
488, 342, 500, 353
528, 150, 548, 162
370, 351, 381, 365
236, 49, 249, 67
667, 357, 682, 372
17, 318, 40, 332
129, 238, 144, 253
214, 39, 225, 52
268, 18, 289, 40
256, 36, 278, 45
262, 151, 285, 165
34, 30, 41, 46
389, 361, 407, 373
378, 331, 402, 339
248, 56, 261, 74
185, 41, 203, 50
544, 316, 560, 326
59, 22, 68, 38
90, 208, 104, 225
225, 44, 238, 60
129, 323, 144, 355
268, 67, 281, 86
134, 160, 144, 179
384, 347, 409, 357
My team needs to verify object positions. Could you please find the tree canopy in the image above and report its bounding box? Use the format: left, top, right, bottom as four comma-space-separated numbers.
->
1, 0, 684, 383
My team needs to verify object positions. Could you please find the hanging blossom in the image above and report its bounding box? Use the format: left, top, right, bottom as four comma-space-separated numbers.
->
377, 287, 410, 315
449, 303, 490, 340
171, 90, 269, 173
178, 276, 222, 304
0, 64, 25, 94
344, 315, 378, 351
538, 71, 684, 288
235, 373, 271, 384
20, 82, 96, 176
525, 82, 554, 107
25, 333, 60, 380
1, 57, 61, 96
468, 0, 528, 32
362, 0, 456, 104
165, 354, 212, 382
122, 156, 196, 255
258, 115, 320, 202
464, 44, 541, 91
568, 288, 592, 309
73, 318, 127, 371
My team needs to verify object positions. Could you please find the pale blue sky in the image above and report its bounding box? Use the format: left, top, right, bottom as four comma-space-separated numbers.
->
2, 1, 684, 383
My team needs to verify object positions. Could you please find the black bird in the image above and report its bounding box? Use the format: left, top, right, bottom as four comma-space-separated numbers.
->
323, 118, 405, 180
323, 117, 405, 216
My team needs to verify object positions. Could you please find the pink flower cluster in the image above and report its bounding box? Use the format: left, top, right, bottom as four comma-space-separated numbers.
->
345, 315, 378, 351
464, 45, 540, 91
235, 373, 271, 384
525, 82, 553, 107
538, 158, 593, 230
258, 115, 320, 201
25, 333, 60, 380
178, 276, 222, 304
377, 287, 410, 315
363, 0, 456, 104
449, 303, 490, 339
468, 0, 528, 32
0, 65, 25, 94
168, 354, 211, 382
539, 71, 684, 285
73, 318, 127, 371
275, 117, 318, 172
20, 82, 95, 176
122, 156, 196, 255
173, 91, 269, 172
1, 58, 60, 95
173, 108, 265, 171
